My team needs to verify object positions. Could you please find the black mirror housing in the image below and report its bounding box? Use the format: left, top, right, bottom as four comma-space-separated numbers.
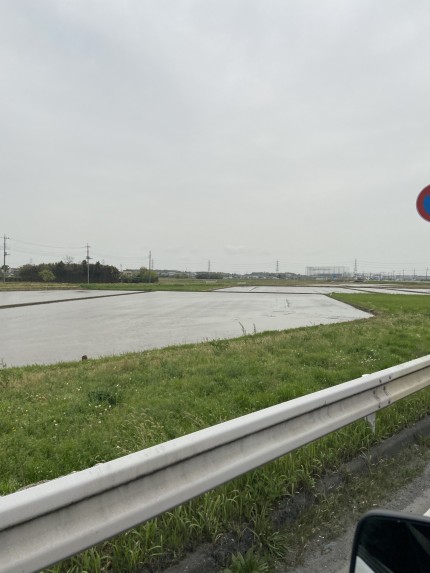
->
350, 509, 430, 573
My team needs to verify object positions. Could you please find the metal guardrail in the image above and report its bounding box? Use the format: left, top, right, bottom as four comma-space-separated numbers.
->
2, 355, 430, 572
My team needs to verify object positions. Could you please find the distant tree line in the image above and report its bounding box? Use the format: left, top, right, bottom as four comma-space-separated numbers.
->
18, 261, 121, 283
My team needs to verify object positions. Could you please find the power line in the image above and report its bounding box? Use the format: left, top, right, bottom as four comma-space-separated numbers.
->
5, 235, 430, 276
10, 237, 84, 249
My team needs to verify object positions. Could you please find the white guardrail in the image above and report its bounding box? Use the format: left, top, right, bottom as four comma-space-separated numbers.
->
2, 355, 430, 573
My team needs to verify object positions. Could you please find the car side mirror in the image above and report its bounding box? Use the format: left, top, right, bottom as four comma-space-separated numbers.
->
350, 510, 430, 572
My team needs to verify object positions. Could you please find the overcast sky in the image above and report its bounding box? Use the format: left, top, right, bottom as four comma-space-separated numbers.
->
1, 1, 430, 276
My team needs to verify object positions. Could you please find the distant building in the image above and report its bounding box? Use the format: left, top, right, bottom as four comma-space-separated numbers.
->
306, 266, 349, 279
122, 269, 138, 277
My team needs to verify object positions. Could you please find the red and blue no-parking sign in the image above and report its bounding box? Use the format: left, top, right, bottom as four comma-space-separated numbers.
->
417, 185, 430, 222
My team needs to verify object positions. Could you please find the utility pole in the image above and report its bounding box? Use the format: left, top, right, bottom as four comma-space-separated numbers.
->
3, 235, 9, 283
86, 244, 91, 284
276, 260, 279, 273
148, 251, 152, 283
208, 260, 211, 273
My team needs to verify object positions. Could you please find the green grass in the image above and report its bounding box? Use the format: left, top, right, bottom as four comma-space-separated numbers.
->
81, 279, 237, 292
78, 278, 430, 292
1, 293, 430, 571
2, 277, 430, 293
0, 282, 80, 291
0, 278, 316, 293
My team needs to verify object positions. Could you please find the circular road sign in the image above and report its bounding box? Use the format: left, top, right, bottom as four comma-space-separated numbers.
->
417, 185, 430, 222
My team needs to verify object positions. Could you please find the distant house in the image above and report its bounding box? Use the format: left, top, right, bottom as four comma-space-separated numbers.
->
122, 269, 138, 277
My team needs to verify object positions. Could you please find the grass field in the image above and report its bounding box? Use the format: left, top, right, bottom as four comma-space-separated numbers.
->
1, 277, 430, 293
0, 277, 271, 292
1, 291, 430, 571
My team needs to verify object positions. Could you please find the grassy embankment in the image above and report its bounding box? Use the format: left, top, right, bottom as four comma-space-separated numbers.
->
76, 278, 430, 292
1, 292, 430, 571
0, 278, 296, 293
0, 282, 80, 291
0, 278, 334, 292
2, 277, 429, 293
